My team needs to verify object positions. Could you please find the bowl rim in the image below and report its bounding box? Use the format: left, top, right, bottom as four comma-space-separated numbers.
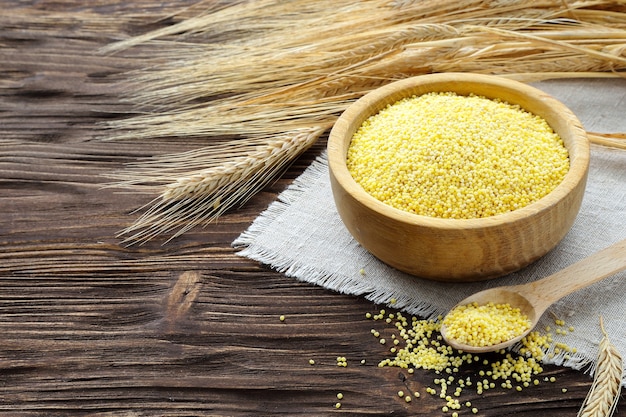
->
327, 72, 590, 230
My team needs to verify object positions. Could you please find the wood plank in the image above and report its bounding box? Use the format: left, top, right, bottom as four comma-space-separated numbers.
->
0, 1, 622, 415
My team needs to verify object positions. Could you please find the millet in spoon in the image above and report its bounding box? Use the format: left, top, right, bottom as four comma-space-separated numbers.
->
441, 238, 626, 353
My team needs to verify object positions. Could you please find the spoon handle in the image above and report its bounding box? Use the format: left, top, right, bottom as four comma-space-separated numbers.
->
519, 238, 626, 313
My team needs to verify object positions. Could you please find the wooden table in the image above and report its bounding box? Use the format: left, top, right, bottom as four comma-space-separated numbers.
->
2, 1, 623, 415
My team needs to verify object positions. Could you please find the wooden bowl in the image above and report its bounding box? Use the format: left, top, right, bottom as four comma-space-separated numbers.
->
327, 73, 590, 282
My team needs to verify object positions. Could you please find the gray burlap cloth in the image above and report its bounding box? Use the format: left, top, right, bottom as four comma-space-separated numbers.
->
234, 78, 626, 383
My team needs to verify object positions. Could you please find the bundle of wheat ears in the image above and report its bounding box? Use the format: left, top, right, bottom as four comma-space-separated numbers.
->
102, 0, 626, 244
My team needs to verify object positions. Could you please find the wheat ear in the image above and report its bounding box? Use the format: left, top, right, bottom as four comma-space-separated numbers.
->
117, 126, 326, 245
162, 127, 324, 200
577, 317, 623, 417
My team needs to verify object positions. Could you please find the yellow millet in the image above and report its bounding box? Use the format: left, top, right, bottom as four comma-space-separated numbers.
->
347, 92, 569, 219
336, 356, 348, 367
366, 308, 575, 413
442, 302, 532, 347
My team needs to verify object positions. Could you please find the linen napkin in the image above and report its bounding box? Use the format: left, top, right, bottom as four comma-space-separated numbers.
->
234, 78, 626, 382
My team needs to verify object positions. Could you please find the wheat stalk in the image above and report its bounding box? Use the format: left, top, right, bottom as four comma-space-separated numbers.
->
101, 0, 626, 243
577, 317, 623, 417
587, 132, 626, 151
113, 126, 326, 244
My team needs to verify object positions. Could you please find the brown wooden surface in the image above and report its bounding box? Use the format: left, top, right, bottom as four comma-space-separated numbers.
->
2, 1, 623, 415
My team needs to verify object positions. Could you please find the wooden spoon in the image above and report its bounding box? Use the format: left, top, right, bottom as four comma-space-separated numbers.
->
440, 238, 626, 353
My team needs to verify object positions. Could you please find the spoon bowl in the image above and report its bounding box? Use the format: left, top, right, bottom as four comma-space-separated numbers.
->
440, 288, 538, 353
441, 238, 626, 353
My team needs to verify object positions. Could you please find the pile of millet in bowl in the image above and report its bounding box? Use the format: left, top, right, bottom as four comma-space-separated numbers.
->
346, 91, 570, 219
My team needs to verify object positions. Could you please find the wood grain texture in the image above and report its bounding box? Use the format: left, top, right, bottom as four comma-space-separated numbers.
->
1, 1, 623, 415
